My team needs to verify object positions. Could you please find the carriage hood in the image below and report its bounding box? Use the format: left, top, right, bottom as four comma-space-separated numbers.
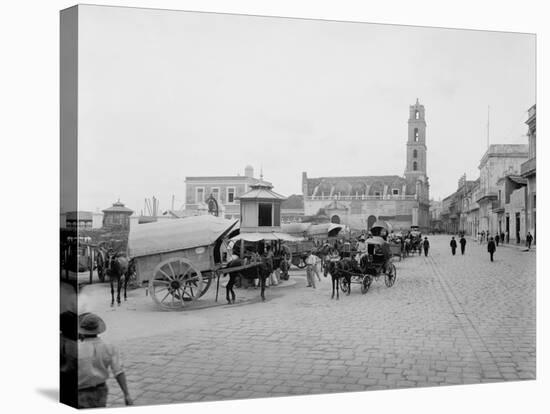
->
281, 222, 344, 238
128, 215, 238, 258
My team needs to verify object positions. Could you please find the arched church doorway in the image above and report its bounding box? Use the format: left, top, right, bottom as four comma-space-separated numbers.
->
331, 215, 341, 224
367, 215, 377, 229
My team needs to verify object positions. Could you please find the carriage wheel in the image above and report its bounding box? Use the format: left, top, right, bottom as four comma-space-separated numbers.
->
150, 258, 203, 310
295, 257, 307, 269
340, 276, 350, 294
385, 264, 397, 287
361, 275, 372, 294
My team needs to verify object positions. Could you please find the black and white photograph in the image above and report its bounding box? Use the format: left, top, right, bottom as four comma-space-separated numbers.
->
3, 1, 548, 413
58, 3, 539, 409
56, 4, 541, 409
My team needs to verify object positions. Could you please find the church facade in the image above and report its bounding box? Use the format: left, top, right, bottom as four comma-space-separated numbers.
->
302, 100, 430, 232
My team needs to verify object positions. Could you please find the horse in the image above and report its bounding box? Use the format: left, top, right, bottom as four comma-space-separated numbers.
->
328, 255, 373, 298
105, 250, 130, 307
223, 256, 273, 304
323, 259, 343, 299
404, 238, 412, 257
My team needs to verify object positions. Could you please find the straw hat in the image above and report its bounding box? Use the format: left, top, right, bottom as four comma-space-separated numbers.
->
78, 313, 106, 335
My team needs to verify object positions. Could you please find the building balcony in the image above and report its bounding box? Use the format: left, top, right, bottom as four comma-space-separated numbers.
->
475, 191, 498, 203
305, 194, 417, 201
520, 157, 536, 177
527, 105, 536, 122
492, 201, 505, 214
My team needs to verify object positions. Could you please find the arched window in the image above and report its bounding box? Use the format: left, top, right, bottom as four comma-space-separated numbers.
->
415, 110, 419, 120
413, 161, 418, 171
414, 128, 419, 141
413, 149, 418, 158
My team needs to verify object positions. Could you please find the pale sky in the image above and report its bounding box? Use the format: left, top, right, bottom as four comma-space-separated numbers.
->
76, 5, 535, 214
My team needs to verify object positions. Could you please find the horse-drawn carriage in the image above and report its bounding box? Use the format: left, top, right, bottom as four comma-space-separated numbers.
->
322, 221, 398, 298
281, 222, 345, 269
408, 228, 423, 255
338, 237, 397, 295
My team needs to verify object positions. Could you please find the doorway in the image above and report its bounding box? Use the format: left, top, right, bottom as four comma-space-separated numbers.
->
515, 212, 521, 243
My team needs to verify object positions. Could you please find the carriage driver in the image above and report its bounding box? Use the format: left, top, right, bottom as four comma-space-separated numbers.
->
355, 235, 368, 262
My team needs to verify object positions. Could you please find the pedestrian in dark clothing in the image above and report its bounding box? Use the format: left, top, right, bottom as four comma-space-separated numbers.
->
501, 232, 505, 244
526, 232, 533, 249
488, 237, 496, 262
450, 237, 457, 255
459, 236, 466, 255
495, 234, 500, 246
423, 237, 430, 256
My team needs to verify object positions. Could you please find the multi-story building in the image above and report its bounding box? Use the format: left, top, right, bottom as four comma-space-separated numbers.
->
521, 104, 536, 243
184, 165, 264, 220
302, 100, 430, 232
476, 144, 528, 236
494, 174, 527, 243
464, 178, 480, 237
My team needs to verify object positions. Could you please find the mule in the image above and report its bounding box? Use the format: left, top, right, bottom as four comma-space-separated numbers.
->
105, 250, 130, 307
223, 256, 273, 304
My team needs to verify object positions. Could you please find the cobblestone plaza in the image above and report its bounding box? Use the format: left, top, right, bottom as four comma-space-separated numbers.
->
76, 236, 536, 407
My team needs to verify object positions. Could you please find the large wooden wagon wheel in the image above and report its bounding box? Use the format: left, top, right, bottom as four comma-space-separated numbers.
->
150, 258, 204, 310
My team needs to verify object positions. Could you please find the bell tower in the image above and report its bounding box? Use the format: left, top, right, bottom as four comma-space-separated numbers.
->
405, 98, 427, 178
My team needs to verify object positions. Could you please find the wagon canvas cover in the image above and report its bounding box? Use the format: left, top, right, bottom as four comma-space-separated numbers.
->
230, 232, 304, 242
128, 215, 238, 258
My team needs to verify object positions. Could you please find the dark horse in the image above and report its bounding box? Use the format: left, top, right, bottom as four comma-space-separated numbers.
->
223, 256, 273, 304
326, 256, 370, 299
106, 250, 130, 307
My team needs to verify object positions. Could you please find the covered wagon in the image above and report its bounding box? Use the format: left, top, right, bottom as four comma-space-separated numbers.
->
127, 215, 238, 310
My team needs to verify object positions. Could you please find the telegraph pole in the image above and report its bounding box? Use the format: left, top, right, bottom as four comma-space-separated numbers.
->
486, 105, 491, 236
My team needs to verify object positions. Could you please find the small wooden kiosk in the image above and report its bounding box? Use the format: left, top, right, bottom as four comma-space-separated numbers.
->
238, 179, 287, 233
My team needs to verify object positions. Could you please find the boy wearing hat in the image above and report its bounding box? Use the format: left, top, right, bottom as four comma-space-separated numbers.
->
78, 313, 133, 408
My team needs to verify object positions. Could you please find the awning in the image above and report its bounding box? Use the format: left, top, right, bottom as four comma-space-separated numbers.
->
230, 232, 305, 242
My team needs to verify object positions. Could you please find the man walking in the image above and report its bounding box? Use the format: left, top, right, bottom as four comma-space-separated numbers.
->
459, 235, 466, 255
450, 236, 457, 256
78, 313, 133, 408
487, 237, 496, 262
526, 232, 533, 249
422, 237, 430, 256
495, 233, 500, 247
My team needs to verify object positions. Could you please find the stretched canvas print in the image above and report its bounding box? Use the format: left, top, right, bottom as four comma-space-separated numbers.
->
60, 4, 536, 409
